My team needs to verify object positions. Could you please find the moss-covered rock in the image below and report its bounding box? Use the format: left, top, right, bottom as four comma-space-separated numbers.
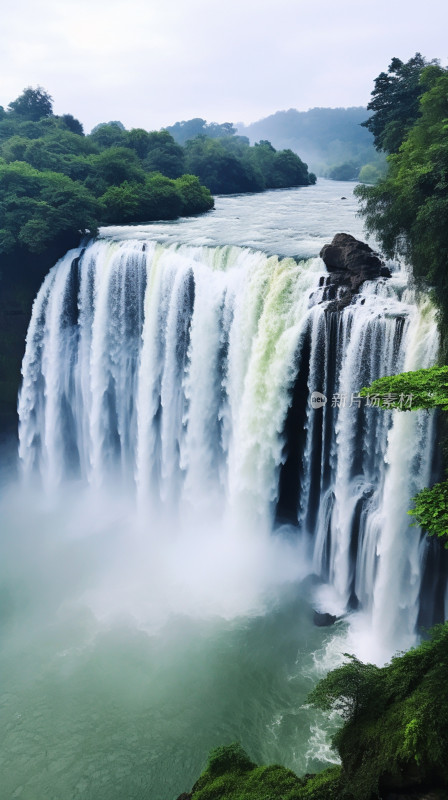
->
179, 744, 348, 800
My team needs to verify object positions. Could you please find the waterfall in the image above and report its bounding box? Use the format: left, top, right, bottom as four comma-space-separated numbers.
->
18, 238, 442, 652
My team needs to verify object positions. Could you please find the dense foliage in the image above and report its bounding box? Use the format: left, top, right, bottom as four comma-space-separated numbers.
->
360, 365, 448, 547
0, 88, 215, 258
409, 480, 448, 547
0, 87, 317, 260
309, 623, 448, 799
0, 160, 100, 253
355, 62, 448, 326
359, 366, 448, 411
186, 743, 347, 800
361, 54, 444, 154
183, 135, 315, 194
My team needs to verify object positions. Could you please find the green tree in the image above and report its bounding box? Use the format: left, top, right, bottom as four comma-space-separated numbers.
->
1, 135, 30, 162
174, 174, 214, 215
361, 54, 444, 153
356, 69, 448, 324
88, 121, 126, 149
98, 181, 141, 223
8, 86, 53, 121
137, 173, 183, 219
126, 127, 152, 159
142, 130, 185, 178
89, 146, 145, 188
271, 149, 311, 187
360, 365, 448, 546
408, 481, 448, 547
184, 136, 260, 193
309, 624, 448, 799
0, 161, 100, 254
60, 114, 84, 135
358, 163, 384, 184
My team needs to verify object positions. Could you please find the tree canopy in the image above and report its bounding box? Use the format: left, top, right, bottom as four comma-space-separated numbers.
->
183, 135, 315, 194
360, 365, 448, 547
0, 87, 316, 261
309, 624, 448, 799
0, 89, 216, 260
7, 86, 54, 121
165, 118, 237, 145
355, 66, 448, 326
361, 53, 444, 153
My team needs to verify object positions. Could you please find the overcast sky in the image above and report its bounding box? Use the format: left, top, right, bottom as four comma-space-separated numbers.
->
1, 0, 447, 132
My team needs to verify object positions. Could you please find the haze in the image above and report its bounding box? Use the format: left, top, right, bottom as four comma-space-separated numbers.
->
1, 0, 447, 132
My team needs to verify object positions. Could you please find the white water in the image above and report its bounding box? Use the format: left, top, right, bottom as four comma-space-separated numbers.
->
18, 232, 441, 659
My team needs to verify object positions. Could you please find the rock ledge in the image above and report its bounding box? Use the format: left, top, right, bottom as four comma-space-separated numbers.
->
319, 232, 391, 311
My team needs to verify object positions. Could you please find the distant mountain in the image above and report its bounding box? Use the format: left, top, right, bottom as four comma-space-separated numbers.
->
237, 107, 383, 178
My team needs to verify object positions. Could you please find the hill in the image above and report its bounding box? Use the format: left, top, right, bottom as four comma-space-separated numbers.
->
237, 107, 386, 180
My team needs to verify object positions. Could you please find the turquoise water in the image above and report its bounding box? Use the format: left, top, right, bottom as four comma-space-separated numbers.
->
0, 486, 342, 800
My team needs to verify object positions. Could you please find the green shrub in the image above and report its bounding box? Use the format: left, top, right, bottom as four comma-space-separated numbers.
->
308, 625, 448, 799
188, 744, 349, 800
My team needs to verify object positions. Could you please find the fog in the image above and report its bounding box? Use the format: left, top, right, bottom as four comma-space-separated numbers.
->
0, 476, 342, 799
1, 0, 447, 131
0, 481, 312, 637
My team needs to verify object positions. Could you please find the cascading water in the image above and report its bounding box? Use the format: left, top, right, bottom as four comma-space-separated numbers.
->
18, 236, 442, 656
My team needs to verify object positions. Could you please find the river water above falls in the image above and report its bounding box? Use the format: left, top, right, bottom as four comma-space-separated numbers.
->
0, 181, 444, 800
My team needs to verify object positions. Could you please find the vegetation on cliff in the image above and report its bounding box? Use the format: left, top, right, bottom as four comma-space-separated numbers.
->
355, 56, 448, 326
356, 54, 448, 552
360, 365, 448, 548
181, 623, 448, 799
181, 742, 345, 800
360, 53, 444, 154
309, 623, 448, 799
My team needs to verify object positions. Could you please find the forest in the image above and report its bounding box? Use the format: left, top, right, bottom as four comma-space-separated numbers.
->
0, 89, 315, 262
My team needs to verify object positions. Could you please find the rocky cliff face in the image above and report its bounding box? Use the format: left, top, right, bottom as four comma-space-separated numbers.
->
0, 248, 62, 440
0, 285, 34, 438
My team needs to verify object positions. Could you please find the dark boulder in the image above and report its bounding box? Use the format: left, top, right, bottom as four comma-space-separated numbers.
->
319, 233, 391, 311
313, 610, 338, 627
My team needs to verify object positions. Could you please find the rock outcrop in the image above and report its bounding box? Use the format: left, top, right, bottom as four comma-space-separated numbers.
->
313, 610, 338, 627
319, 232, 391, 311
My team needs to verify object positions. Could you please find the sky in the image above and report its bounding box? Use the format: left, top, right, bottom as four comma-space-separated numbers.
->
1, 0, 447, 133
